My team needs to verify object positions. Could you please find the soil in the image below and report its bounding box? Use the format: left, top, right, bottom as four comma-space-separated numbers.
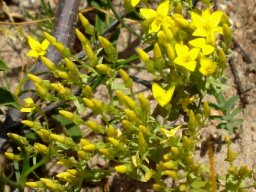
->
1, 0, 256, 191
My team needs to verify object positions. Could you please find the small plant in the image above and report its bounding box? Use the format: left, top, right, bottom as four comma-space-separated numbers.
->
1, 0, 255, 191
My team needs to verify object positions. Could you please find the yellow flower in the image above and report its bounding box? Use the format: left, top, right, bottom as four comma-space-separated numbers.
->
160, 125, 182, 138
152, 83, 175, 107
140, 0, 171, 33
131, 0, 140, 7
174, 43, 200, 71
199, 57, 217, 76
27, 36, 49, 58
189, 38, 215, 55
20, 97, 36, 113
191, 9, 223, 44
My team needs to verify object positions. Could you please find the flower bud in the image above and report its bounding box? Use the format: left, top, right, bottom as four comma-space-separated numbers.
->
124, 109, 137, 121
119, 69, 133, 88
7, 133, 28, 145
138, 132, 147, 152
154, 43, 162, 59
79, 13, 89, 28
51, 83, 67, 95
179, 183, 187, 191
165, 43, 175, 60
65, 58, 77, 71
84, 44, 97, 66
122, 120, 134, 132
50, 133, 66, 143
157, 31, 167, 45
96, 64, 113, 75
138, 93, 150, 113
43, 32, 56, 43
153, 184, 164, 191
41, 56, 55, 70
145, 169, 155, 181
218, 48, 227, 68
40, 178, 63, 191
162, 25, 173, 40
124, 96, 136, 110
28, 74, 42, 84
56, 71, 69, 79
83, 143, 96, 151
161, 170, 178, 178
238, 166, 251, 179
137, 48, 149, 62
26, 182, 39, 188
116, 90, 126, 105
223, 23, 232, 45
83, 97, 95, 109
75, 28, 88, 43
108, 137, 120, 147
5, 152, 21, 160
37, 129, 51, 141
59, 110, 74, 120
82, 85, 93, 98
98, 36, 112, 49
114, 165, 128, 173
106, 125, 117, 137
22, 120, 35, 127
203, 101, 211, 117
34, 143, 49, 154
34, 83, 47, 96
162, 160, 176, 169
78, 150, 88, 160
188, 110, 196, 131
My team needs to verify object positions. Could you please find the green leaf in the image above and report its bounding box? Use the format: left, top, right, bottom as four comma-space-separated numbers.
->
224, 95, 239, 113
191, 180, 208, 189
0, 87, 19, 108
0, 58, 8, 71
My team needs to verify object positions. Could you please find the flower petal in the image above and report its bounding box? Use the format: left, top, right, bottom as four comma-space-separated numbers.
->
191, 12, 204, 28
189, 48, 200, 60
185, 60, 197, 71
41, 39, 50, 51
28, 36, 41, 50
152, 83, 175, 107
175, 43, 189, 57
192, 28, 207, 37
209, 11, 223, 28
131, 0, 140, 7
189, 38, 206, 48
140, 8, 156, 19
199, 58, 216, 75
27, 50, 39, 58
157, 0, 169, 16
202, 44, 215, 55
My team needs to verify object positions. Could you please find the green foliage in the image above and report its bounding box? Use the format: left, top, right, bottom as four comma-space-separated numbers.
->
1, 0, 255, 191
210, 92, 243, 133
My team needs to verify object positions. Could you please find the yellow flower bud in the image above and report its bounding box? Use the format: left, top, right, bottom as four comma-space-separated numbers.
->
40, 178, 63, 190
122, 119, 134, 132
7, 133, 28, 145
84, 44, 97, 64
96, 64, 112, 75
154, 43, 162, 59
218, 48, 227, 68
144, 169, 154, 181
43, 31, 56, 43
85, 120, 98, 129
171, 147, 180, 156
106, 125, 117, 137
26, 182, 39, 188
5, 152, 15, 160
80, 138, 90, 146
20, 97, 36, 113
124, 96, 136, 110
188, 110, 196, 131
162, 160, 175, 169
138, 132, 147, 152
223, 23, 232, 43
138, 125, 149, 135
83, 98, 95, 109
34, 143, 48, 153
79, 13, 90, 28
50, 133, 66, 143
108, 137, 120, 147
173, 14, 189, 27
175, 2, 182, 14
56, 172, 73, 182
41, 56, 55, 70
161, 170, 177, 178
157, 31, 167, 45
203, 101, 211, 117
162, 25, 173, 40
124, 109, 137, 121
65, 58, 77, 71
34, 83, 47, 96
21, 120, 35, 127
119, 69, 133, 88
136, 48, 149, 62
37, 129, 51, 141
165, 43, 176, 60
238, 165, 251, 179
138, 93, 150, 113
83, 143, 96, 151
28, 74, 42, 84
82, 85, 93, 98
59, 110, 74, 120
91, 98, 103, 111
98, 36, 112, 49
99, 148, 110, 156
116, 90, 126, 105
75, 28, 88, 43
52, 41, 65, 53
51, 83, 67, 95
114, 165, 127, 173
56, 71, 69, 79
78, 150, 88, 159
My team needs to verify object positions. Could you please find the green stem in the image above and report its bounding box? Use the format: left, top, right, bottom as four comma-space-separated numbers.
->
107, 0, 140, 38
